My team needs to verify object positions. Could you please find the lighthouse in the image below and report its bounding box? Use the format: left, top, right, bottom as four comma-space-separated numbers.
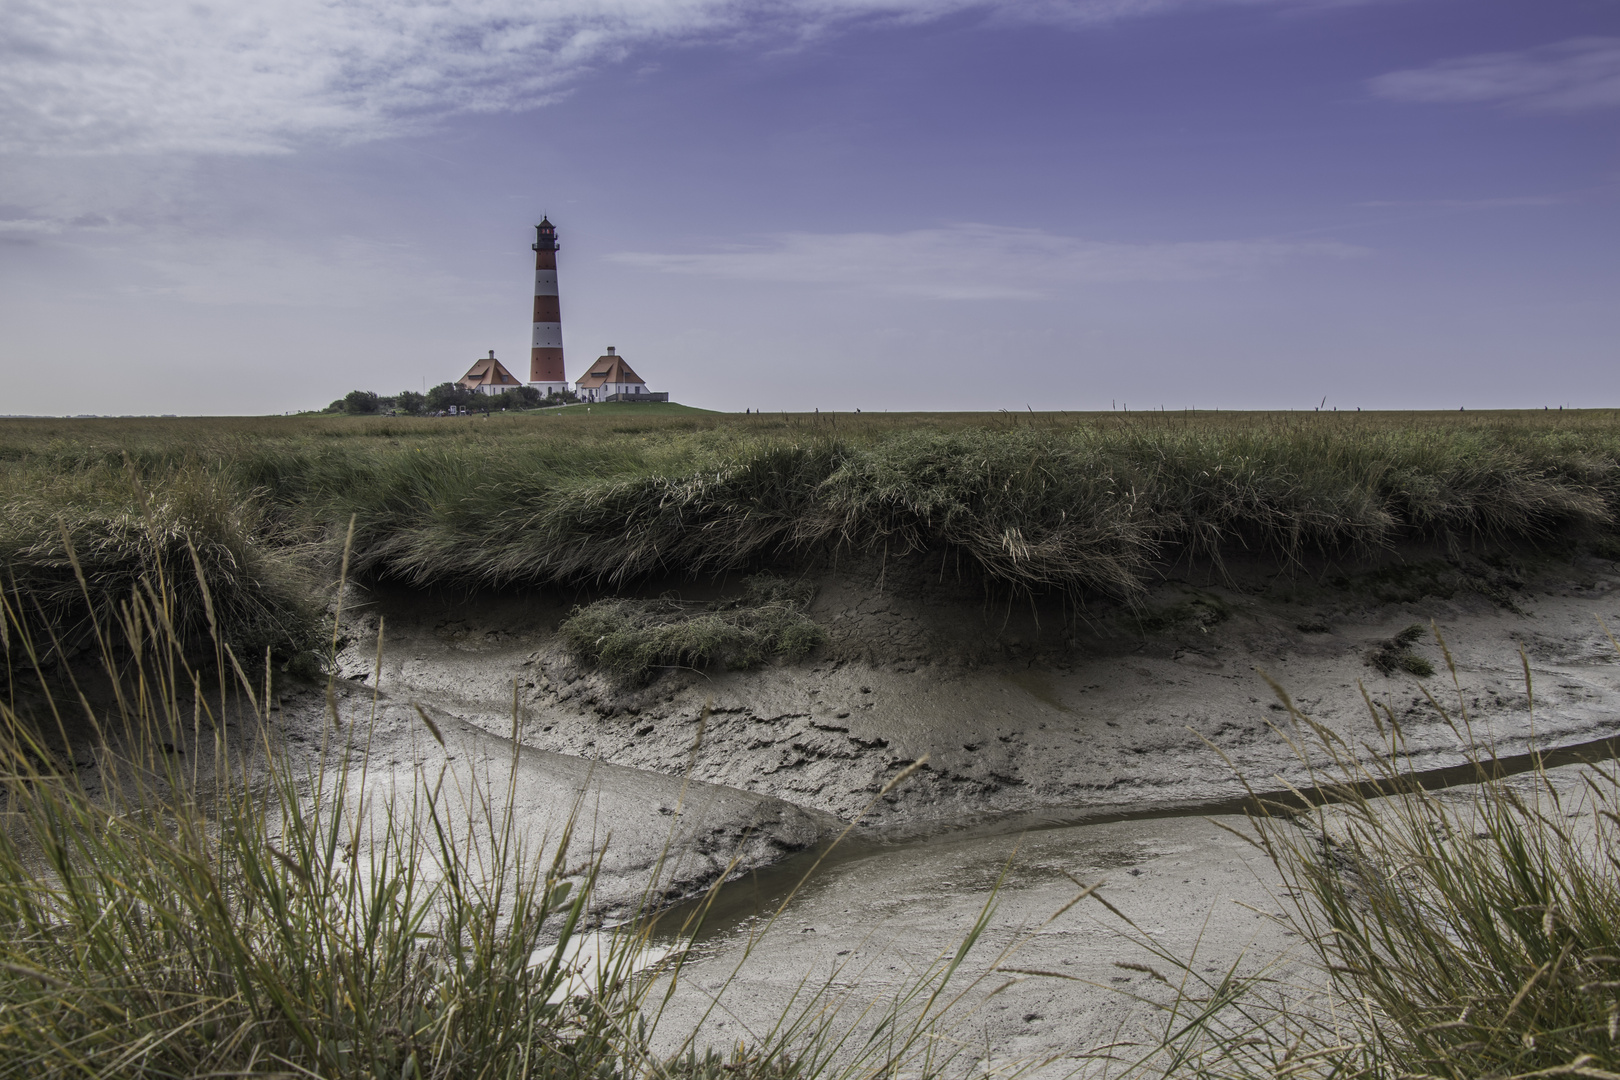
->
527, 217, 568, 396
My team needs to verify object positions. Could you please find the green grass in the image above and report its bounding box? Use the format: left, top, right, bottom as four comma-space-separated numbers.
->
0, 459, 321, 671
3, 409, 1618, 662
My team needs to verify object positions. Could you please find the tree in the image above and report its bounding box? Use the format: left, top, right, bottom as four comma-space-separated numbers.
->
394, 390, 426, 415
343, 390, 381, 415
425, 382, 476, 413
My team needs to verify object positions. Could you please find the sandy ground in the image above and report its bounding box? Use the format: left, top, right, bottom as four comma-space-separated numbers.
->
645, 809, 1309, 1075
269, 684, 834, 914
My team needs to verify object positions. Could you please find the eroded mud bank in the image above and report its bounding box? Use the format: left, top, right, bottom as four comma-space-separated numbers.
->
324, 548, 1620, 834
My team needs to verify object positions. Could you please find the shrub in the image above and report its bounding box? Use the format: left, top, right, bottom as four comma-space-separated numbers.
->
425, 382, 480, 413
505, 385, 543, 409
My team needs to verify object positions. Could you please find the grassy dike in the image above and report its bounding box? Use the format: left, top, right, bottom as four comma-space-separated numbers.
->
3, 406, 1618, 669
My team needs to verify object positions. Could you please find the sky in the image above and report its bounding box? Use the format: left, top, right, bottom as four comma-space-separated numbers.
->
1, 0, 1617, 415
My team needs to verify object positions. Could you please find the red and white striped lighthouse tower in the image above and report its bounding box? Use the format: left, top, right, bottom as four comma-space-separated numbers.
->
527, 217, 567, 396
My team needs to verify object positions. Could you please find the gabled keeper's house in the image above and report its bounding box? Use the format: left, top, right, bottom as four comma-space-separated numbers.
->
574, 347, 667, 403
458, 352, 523, 395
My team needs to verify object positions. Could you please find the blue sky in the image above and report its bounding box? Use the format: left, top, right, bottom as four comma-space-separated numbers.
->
2, 0, 1616, 414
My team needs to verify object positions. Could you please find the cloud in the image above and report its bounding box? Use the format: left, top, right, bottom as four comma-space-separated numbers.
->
0, 216, 64, 235
608, 223, 1363, 299
1356, 196, 1563, 209
0, 207, 121, 234
1369, 37, 1620, 112
0, 0, 1344, 157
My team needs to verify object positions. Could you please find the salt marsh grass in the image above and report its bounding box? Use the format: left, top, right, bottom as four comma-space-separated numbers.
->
4, 407, 1620, 1076
3, 409, 1617, 663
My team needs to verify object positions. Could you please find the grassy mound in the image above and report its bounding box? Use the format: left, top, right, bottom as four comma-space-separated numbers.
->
0, 461, 319, 670
559, 576, 824, 683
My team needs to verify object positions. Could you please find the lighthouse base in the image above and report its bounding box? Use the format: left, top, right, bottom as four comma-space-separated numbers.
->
528, 381, 570, 399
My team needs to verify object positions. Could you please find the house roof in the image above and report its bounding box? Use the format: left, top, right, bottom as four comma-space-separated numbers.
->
575, 354, 646, 389
457, 354, 521, 389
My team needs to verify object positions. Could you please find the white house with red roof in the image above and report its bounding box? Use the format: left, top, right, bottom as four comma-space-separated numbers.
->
573, 347, 666, 402
458, 351, 524, 395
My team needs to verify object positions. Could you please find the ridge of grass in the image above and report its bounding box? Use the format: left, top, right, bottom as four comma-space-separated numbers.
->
3, 410, 1618, 661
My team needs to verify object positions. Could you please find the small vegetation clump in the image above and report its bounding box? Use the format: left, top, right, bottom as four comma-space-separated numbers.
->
560, 576, 824, 683
1132, 590, 1231, 635
1368, 622, 1435, 676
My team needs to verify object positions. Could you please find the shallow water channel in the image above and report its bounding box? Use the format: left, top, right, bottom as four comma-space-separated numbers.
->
659, 728, 1620, 944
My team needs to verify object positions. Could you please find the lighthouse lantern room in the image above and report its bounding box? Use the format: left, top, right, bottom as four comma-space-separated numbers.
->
527, 217, 568, 396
